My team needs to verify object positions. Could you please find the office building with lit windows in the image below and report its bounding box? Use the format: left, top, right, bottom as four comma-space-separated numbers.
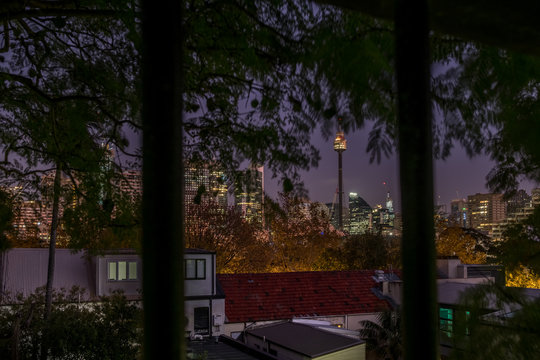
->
348, 192, 371, 235
234, 165, 264, 223
184, 162, 228, 209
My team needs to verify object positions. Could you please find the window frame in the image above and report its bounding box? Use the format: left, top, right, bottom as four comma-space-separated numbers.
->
107, 260, 139, 282
184, 258, 206, 280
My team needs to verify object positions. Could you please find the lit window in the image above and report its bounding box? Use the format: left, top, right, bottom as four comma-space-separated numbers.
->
108, 262, 117, 280
439, 307, 453, 337
129, 261, 137, 280
118, 261, 127, 280
108, 260, 138, 281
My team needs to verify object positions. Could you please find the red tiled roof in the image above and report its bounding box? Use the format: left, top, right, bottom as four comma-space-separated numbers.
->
217, 271, 395, 323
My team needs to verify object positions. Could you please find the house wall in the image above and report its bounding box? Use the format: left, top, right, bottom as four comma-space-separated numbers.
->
184, 253, 216, 297
223, 313, 380, 337
185, 298, 225, 337
315, 344, 365, 360
96, 254, 142, 297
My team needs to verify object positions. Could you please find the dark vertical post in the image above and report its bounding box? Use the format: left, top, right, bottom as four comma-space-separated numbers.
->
338, 151, 343, 231
394, 1, 438, 359
141, 1, 184, 359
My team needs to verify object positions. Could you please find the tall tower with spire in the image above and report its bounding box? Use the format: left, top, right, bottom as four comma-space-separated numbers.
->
333, 117, 347, 231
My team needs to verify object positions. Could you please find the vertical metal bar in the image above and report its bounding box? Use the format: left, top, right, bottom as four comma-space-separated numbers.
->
141, 1, 185, 359
394, 1, 438, 359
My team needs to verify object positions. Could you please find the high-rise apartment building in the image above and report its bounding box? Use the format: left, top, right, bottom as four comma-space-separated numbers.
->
467, 193, 506, 234
234, 166, 264, 223
348, 192, 371, 235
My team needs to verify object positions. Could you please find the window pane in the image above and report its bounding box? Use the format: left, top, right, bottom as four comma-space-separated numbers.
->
108, 262, 117, 280
118, 261, 127, 280
128, 262, 137, 280
196, 259, 205, 279
186, 259, 196, 278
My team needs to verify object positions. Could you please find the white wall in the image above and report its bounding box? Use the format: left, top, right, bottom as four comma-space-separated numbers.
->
184, 253, 215, 297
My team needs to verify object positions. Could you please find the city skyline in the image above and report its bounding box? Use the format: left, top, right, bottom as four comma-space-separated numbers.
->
264, 125, 540, 212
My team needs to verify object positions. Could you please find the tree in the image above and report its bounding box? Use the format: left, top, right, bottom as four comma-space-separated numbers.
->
450, 285, 540, 360
185, 201, 271, 273
0, 188, 15, 252
0, 287, 142, 360
359, 309, 403, 360
265, 192, 342, 271
317, 233, 401, 271
0, 4, 140, 358
436, 227, 490, 264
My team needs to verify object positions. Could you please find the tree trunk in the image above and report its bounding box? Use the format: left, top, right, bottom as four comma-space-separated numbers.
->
41, 162, 62, 360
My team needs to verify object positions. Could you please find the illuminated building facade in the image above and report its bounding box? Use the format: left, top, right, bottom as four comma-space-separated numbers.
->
234, 165, 264, 223
467, 193, 506, 234
184, 163, 228, 209
116, 170, 143, 202
348, 192, 371, 235
369, 192, 396, 236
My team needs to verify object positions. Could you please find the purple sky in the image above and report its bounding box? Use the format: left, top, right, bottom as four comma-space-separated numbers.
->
264, 127, 539, 212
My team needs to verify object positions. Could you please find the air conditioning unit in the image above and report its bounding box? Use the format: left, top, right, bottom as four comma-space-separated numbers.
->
213, 314, 224, 326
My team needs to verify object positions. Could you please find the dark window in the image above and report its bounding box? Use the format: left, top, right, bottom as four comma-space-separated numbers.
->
194, 307, 209, 335
185, 259, 206, 279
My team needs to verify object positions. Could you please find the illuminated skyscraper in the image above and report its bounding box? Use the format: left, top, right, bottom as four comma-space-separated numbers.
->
348, 192, 371, 235
234, 165, 264, 223
184, 162, 228, 209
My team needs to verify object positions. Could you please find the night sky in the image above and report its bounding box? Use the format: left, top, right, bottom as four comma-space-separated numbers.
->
264, 127, 539, 212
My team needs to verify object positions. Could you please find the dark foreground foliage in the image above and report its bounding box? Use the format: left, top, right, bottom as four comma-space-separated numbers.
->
0, 287, 142, 360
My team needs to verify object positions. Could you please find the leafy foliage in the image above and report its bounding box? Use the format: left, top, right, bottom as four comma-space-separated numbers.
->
493, 206, 540, 275
451, 285, 540, 360
0, 287, 142, 360
0, 188, 14, 251
431, 46, 540, 194
436, 226, 490, 264
359, 309, 402, 360
317, 233, 400, 271
63, 171, 142, 254
265, 193, 342, 271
